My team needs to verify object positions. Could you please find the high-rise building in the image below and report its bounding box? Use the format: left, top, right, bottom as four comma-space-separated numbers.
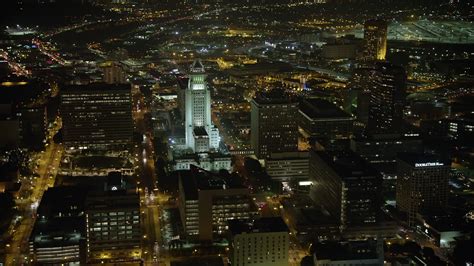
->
61, 83, 133, 151
309, 150, 382, 230
178, 166, 258, 241
362, 19, 388, 61
85, 184, 141, 264
367, 62, 406, 135
184, 59, 220, 152
101, 61, 126, 84
228, 217, 289, 266
251, 89, 298, 159
396, 153, 450, 226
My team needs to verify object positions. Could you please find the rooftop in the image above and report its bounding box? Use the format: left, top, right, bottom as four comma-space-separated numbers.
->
315, 150, 380, 179
179, 166, 246, 200
253, 89, 297, 105
300, 98, 351, 119
314, 239, 380, 261
62, 82, 131, 93
228, 217, 289, 235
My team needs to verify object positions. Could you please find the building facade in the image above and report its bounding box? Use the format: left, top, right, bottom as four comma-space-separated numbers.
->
309, 150, 382, 231
265, 151, 309, 182
396, 153, 450, 226
85, 189, 141, 264
178, 167, 257, 241
367, 62, 406, 135
61, 83, 133, 151
251, 89, 298, 159
228, 217, 289, 266
184, 59, 220, 152
362, 19, 388, 61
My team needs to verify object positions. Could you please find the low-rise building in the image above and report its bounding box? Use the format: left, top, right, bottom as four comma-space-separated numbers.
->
228, 217, 289, 266
178, 166, 258, 241
313, 239, 384, 265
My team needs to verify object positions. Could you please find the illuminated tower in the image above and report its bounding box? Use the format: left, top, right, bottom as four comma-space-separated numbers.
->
363, 19, 388, 61
185, 59, 220, 152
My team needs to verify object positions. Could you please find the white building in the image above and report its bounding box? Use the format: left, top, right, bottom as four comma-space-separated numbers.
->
184, 59, 220, 152
172, 59, 231, 172
228, 217, 289, 266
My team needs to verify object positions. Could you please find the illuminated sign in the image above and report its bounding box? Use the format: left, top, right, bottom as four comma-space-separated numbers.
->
415, 162, 444, 167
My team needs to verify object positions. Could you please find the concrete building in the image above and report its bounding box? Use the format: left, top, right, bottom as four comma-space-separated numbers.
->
309, 150, 383, 231
396, 153, 450, 226
251, 89, 298, 159
61, 83, 133, 151
265, 151, 309, 182
299, 98, 354, 150
228, 217, 289, 266
178, 166, 257, 241
173, 152, 232, 172
29, 186, 87, 265
350, 133, 424, 177
172, 60, 231, 172
313, 239, 384, 265
85, 184, 141, 264
184, 59, 220, 152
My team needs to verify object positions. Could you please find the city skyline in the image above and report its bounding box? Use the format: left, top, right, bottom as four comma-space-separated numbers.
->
0, 0, 473, 265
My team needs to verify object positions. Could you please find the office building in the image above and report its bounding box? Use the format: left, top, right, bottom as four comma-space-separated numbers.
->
251, 89, 298, 159
184, 59, 220, 152
367, 62, 407, 135
362, 19, 388, 61
350, 133, 423, 177
299, 98, 354, 150
228, 217, 289, 266
29, 186, 87, 265
280, 195, 340, 244
265, 151, 309, 182
309, 150, 382, 231
61, 83, 133, 151
178, 166, 258, 241
85, 184, 141, 264
396, 153, 450, 226
313, 239, 384, 266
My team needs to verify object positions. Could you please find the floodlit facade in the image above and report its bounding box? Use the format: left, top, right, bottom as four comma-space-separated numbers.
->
363, 19, 388, 61
184, 59, 220, 152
